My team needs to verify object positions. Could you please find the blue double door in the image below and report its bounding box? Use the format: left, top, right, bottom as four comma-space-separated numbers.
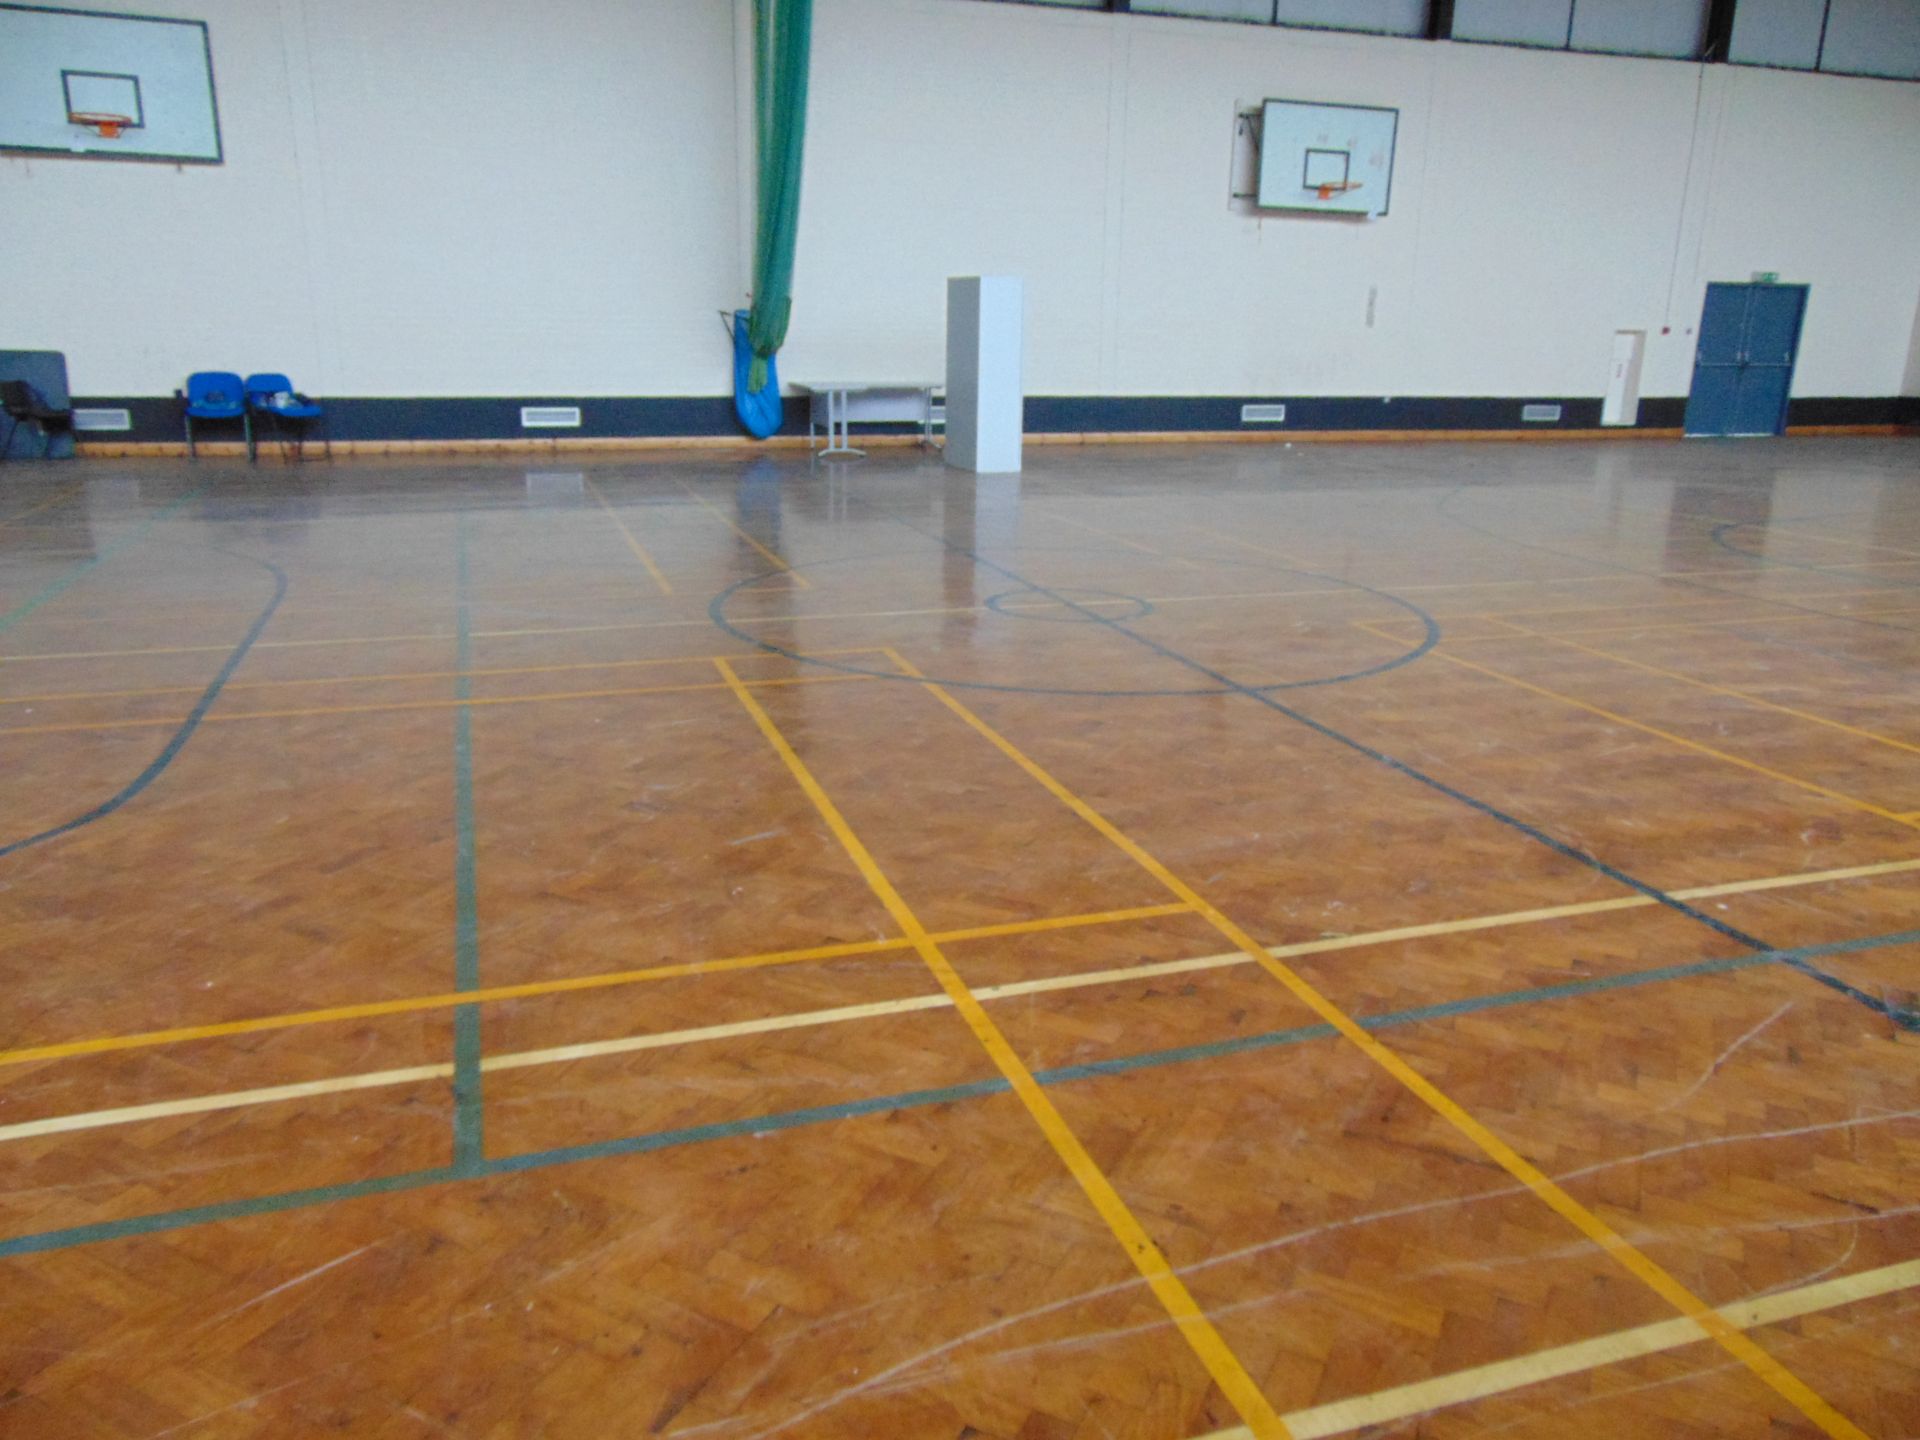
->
1683, 283, 1808, 438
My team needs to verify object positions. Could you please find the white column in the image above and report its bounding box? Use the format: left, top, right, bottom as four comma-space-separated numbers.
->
945, 276, 1023, 474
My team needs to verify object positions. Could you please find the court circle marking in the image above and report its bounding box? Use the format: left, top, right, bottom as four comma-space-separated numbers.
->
985, 586, 1153, 624
708, 551, 1442, 698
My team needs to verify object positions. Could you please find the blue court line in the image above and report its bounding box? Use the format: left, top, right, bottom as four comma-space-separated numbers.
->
483, 1080, 1011, 1177
706, 551, 1441, 699
1437, 489, 1920, 703
1, 924, 1912, 1262
451, 518, 484, 1173
0, 485, 210, 637
1709, 518, 1920, 592
898, 517, 1918, 1034
1435, 486, 1920, 639
0, 551, 288, 861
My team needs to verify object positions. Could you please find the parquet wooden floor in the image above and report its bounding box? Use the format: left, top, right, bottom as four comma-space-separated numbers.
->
0, 438, 1916, 1438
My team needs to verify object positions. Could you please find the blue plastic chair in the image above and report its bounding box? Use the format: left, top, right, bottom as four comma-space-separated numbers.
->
244, 372, 328, 462
179, 372, 249, 459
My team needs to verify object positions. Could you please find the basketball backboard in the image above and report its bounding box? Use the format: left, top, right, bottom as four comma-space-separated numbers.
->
0, 4, 220, 162
1256, 98, 1398, 217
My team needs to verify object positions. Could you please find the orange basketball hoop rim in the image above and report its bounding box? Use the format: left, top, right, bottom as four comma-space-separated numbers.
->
69, 111, 133, 139
1314, 180, 1363, 200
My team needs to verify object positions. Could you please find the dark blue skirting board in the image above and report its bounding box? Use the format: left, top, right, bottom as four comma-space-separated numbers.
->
67, 393, 1918, 445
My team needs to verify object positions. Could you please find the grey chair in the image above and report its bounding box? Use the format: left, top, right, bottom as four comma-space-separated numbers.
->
0, 380, 74, 462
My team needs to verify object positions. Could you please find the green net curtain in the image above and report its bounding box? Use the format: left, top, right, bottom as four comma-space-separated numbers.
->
746, 0, 811, 393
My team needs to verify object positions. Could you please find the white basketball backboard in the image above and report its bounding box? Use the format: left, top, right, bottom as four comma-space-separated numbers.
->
1256, 98, 1398, 218
0, 4, 221, 163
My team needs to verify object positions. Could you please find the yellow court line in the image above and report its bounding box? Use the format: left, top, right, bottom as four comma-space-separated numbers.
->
1203, 1257, 1920, 1440
9, 853, 1918, 1146
1166, 535, 1863, 614
1426, 586, 1910, 627
0, 593, 1317, 669
878, 648, 1869, 1440
714, 657, 1289, 1439
1359, 601, 1920, 645
0, 647, 894, 708
936, 901, 1192, 943
1489, 619, 1920, 760
0, 1000, 957, 1144
1046, 510, 1205, 569
1145, 586, 1358, 608
966, 847, 1920, 977
1182, 525, 1322, 572
1, 633, 456, 664
0, 902, 1190, 1071
1366, 629, 1920, 836
19, 543, 1895, 626
1248, 561, 1913, 595
8, 854, 1919, 1145
1817, 557, 1920, 572
3, 840, 1911, 1076
669, 477, 811, 588
12, 583, 1906, 668
1764, 527, 1920, 562
583, 476, 674, 595
1046, 510, 1164, 554
1, 614, 850, 664
0, 672, 881, 737
0, 486, 85, 527
0, 599, 1107, 665
38, 572, 673, 614
0, 913, 1214, 1145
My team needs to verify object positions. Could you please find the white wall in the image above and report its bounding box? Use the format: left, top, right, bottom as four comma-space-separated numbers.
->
1695, 64, 1920, 397
0, 0, 741, 397
3, 0, 1918, 405
791, 0, 1920, 401
1907, 300, 1920, 395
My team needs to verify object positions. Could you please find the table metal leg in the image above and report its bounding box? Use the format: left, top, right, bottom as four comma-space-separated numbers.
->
817, 387, 865, 459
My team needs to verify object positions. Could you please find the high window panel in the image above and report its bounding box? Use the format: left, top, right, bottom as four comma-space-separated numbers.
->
1729, 0, 1827, 67
1132, 0, 1275, 21
1271, 0, 1429, 36
1451, 0, 1574, 47
1569, 0, 1710, 56
1820, 0, 1920, 76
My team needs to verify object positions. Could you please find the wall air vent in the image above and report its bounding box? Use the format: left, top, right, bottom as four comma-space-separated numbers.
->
520, 405, 582, 429
1521, 403, 1563, 423
71, 407, 133, 431
1240, 403, 1287, 424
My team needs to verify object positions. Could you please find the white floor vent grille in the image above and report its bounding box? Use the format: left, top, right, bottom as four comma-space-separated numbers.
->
72, 408, 133, 431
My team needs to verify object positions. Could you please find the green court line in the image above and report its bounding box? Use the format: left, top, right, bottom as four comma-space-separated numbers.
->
1039, 953, 1783, 1086
452, 517, 484, 1173
483, 1080, 1011, 1176
0, 484, 210, 637
0, 1085, 1011, 1260
0, 925, 1913, 1262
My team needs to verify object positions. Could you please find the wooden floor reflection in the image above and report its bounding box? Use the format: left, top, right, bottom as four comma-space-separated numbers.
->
0, 437, 1916, 1439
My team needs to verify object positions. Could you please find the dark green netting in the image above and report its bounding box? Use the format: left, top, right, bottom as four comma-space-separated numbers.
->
746, 0, 811, 394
